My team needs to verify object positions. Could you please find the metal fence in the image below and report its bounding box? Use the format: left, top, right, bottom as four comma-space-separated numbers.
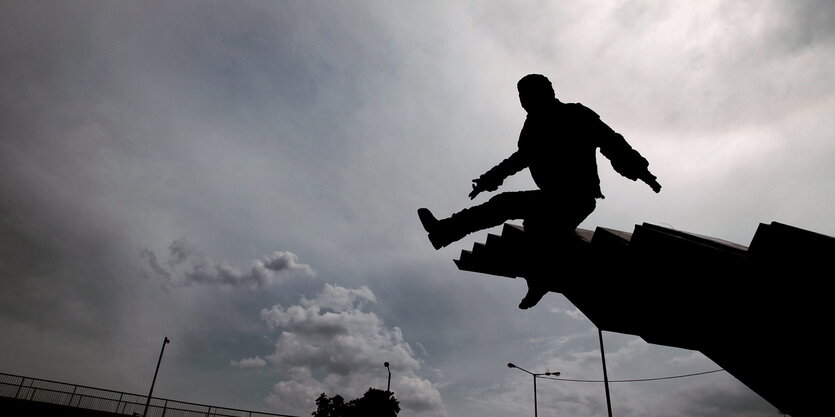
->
0, 372, 298, 417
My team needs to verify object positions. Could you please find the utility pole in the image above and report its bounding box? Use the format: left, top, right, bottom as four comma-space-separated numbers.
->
599, 329, 613, 417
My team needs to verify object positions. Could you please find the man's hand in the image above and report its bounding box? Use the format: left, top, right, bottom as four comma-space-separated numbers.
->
641, 173, 662, 193
468, 184, 482, 200
469, 178, 499, 200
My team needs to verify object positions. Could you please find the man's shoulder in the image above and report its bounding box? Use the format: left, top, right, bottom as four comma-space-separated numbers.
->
561, 102, 600, 119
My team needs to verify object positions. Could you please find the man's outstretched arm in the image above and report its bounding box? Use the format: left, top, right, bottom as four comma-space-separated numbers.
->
468, 151, 527, 199
593, 115, 661, 193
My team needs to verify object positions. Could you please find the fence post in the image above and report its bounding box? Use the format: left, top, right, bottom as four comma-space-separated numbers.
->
14, 377, 25, 399
69, 385, 78, 406
161, 399, 168, 417
116, 392, 124, 413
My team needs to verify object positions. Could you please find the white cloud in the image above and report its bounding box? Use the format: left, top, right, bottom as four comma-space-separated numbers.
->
141, 238, 314, 288
550, 306, 587, 320
231, 356, 267, 368
300, 284, 376, 312
239, 284, 445, 417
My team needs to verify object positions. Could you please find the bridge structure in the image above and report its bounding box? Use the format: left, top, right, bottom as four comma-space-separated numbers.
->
0, 371, 298, 417
454, 221, 833, 417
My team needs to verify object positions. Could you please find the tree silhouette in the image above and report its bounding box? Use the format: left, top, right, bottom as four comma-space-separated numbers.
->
312, 393, 347, 417
312, 388, 400, 417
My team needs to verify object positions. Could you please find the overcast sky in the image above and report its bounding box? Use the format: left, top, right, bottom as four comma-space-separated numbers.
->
1, 1, 833, 416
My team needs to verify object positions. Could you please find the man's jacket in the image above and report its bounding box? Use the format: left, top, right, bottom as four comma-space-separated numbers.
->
479, 100, 652, 200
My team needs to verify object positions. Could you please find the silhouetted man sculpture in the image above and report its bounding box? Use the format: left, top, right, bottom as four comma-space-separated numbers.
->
418, 74, 661, 307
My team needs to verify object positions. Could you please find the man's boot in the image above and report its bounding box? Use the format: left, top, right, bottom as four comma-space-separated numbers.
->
417, 208, 470, 250
518, 274, 550, 309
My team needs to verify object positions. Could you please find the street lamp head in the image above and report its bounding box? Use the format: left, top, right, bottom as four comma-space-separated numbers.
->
164, 337, 170, 344
507, 363, 516, 369
545, 371, 561, 376
384, 362, 390, 368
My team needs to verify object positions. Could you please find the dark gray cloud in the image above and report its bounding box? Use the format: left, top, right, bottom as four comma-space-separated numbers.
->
0, 1, 831, 417
677, 379, 781, 417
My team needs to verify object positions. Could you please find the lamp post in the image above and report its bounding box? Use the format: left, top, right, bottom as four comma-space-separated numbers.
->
507, 362, 560, 417
384, 362, 391, 392
143, 337, 170, 417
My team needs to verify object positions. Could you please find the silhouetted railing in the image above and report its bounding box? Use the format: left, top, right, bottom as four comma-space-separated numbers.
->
0, 372, 298, 417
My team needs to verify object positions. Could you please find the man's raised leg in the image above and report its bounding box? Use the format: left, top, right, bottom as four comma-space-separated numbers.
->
418, 191, 539, 249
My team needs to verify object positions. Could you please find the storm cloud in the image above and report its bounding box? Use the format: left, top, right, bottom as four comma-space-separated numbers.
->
1, 1, 831, 417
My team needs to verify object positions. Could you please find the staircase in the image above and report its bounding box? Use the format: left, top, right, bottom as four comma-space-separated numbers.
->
454, 221, 834, 417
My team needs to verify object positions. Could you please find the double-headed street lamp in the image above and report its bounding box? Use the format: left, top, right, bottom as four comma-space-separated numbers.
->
507, 362, 560, 417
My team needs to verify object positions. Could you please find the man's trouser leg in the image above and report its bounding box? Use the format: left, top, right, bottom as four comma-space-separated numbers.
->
430, 191, 542, 248
518, 197, 596, 309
